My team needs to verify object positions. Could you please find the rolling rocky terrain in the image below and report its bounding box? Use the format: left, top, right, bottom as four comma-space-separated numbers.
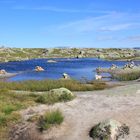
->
0, 46, 140, 62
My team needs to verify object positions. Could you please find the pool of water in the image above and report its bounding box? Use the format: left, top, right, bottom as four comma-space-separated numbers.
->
0, 58, 139, 81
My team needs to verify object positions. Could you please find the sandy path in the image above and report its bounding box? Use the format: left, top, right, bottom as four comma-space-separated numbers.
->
22, 83, 140, 140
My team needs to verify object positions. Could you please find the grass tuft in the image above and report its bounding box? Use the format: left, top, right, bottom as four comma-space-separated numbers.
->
37, 110, 64, 131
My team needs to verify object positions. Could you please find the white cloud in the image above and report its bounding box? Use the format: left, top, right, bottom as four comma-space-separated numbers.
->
54, 12, 118, 32
99, 22, 140, 32
13, 6, 112, 14
47, 12, 140, 34
99, 23, 132, 31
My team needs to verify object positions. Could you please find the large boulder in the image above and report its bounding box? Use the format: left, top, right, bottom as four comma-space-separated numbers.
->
0, 69, 7, 74
50, 87, 74, 97
35, 66, 44, 72
89, 119, 129, 140
62, 73, 71, 80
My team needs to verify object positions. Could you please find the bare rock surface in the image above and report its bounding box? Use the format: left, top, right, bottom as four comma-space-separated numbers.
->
21, 83, 140, 140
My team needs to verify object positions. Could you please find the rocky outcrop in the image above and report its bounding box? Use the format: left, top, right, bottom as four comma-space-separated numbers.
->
35, 66, 44, 72
62, 73, 71, 80
0, 69, 7, 74
0, 69, 18, 78
9, 122, 43, 140
0, 47, 140, 62
89, 119, 129, 140
47, 59, 57, 63
50, 87, 75, 97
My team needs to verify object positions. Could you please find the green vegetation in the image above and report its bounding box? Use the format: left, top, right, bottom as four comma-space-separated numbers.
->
0, 80, 108, 91
0, 87, 73, 139
0, 47, 140, 62
112, 71, 140, 81
37, 110, 64, 131
0, 89, 36, 139
88, 81, 109, 90
0, 79, 109, 139
36, 91, 75, 104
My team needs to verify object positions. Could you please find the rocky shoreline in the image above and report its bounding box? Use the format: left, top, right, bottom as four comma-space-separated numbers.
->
0, 47, 140, 62
0, 72, 19, 80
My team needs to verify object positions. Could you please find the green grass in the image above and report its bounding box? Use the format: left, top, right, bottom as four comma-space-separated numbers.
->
36, 92, 75, 104
0, 88, 72, 127
2, 104, 22, 115
37, 110, 64, 131
112, 71, 140, 81
0, 86, 76, 139
0, 89, 36, 139
0, 90, 35, 125
0, 80, 108, 92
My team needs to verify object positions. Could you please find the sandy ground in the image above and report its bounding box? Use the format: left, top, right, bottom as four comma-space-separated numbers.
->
21, 82, 140, 140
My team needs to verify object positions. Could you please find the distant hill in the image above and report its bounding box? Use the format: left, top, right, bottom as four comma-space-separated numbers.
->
0, 47, 140, 62
134, 47, 140, 50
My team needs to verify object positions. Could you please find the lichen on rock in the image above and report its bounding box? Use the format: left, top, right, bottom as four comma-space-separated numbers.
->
89, 119, 129, 140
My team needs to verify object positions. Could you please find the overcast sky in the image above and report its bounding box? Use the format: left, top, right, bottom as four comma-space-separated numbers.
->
0, 0, 140, 48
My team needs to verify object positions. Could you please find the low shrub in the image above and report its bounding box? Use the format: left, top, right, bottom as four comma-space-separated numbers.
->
37, 110, 64, 131
35, 92, 74, 104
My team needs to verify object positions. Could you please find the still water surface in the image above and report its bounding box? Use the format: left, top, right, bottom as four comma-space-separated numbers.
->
0, 58, 139, 81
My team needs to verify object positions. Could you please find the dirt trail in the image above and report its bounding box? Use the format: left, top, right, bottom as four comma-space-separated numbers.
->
22, 83, 140, 140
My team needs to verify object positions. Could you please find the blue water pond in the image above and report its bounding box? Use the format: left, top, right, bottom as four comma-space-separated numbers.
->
0, 58, 139, 81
